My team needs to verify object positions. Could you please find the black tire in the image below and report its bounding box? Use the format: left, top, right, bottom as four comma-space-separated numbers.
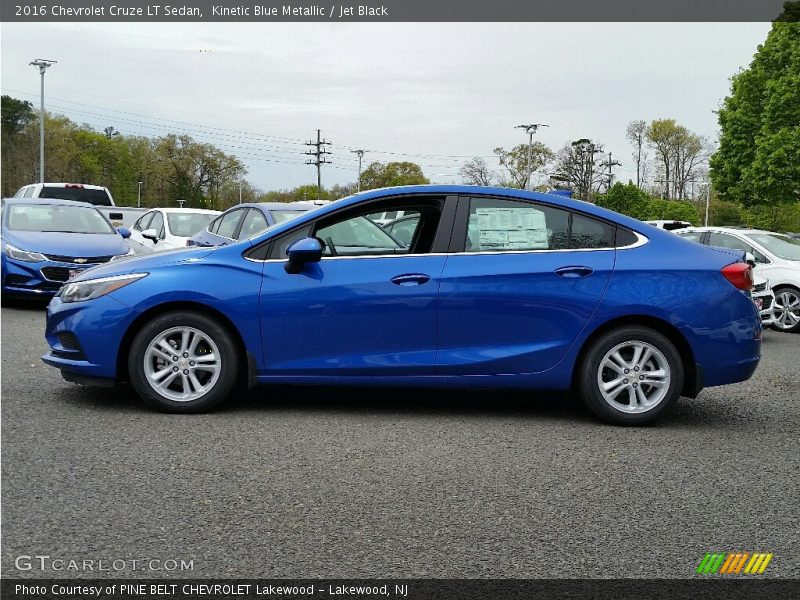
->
127, 310, 239, 413
577, 326, 684, 425
770, 286, 800, 333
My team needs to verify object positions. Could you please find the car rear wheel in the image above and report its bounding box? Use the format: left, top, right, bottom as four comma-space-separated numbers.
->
771, 287, 800, 333
578, 326, 683, 425
128, 311, 238, 412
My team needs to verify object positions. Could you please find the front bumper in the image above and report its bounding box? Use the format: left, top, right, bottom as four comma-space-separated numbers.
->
2, 255, 105, 297
752, 290, 775, 325
41, 294, 135, 379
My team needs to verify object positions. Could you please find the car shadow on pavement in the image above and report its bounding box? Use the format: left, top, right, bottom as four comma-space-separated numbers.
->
61, 382, 595, 423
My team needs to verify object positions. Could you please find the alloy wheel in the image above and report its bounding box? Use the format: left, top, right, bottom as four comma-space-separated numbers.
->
772, 289, 800, 331
596, 340, 671, 414
143, 326, 221, 401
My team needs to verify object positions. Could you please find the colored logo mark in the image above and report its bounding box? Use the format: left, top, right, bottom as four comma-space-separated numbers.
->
696, 552, 773, 575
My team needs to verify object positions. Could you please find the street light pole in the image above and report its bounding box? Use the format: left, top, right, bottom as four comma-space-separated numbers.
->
515, 123, 549, 190
29, 59, 57, 183
351, 150, 367, 191
137, 181, 143, 208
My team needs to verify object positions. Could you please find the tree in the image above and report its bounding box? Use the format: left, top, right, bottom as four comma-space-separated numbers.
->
710, 20, 800, 206
460, 157, 495, 186
646, 119, 711, 199
595, 182, 651, 220
1, 95, 35, 138
493, 143, 553, 189
359, 161, 429, 190
626, 120, 647, 188
550, 139, 605, 201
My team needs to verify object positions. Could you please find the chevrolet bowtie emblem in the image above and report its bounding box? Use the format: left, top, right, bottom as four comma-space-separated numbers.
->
74, 258, 88, 264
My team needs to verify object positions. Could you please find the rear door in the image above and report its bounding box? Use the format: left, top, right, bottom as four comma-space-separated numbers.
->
436, 195, 616, 375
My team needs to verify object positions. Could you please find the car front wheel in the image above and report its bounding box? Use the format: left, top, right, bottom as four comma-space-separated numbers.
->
771, 287, 800, 333
578, 326, 683, 425
128, 311, 239, 412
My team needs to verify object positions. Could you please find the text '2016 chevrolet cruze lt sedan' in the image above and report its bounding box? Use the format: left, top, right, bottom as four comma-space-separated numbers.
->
42, 186, 761, 425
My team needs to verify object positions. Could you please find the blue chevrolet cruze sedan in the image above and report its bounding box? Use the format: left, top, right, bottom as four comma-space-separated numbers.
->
2, 198, 133, 297
41, 186, 761, 424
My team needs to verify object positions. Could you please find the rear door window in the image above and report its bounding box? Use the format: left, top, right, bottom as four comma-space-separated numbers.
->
216, 209, 246, 239
238, 209, 269, 240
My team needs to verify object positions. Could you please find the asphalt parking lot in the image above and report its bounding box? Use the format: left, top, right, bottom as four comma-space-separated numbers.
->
1, 302, 798, 579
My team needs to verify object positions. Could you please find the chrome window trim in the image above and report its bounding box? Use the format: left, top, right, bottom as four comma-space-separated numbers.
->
244, 231, 648, 264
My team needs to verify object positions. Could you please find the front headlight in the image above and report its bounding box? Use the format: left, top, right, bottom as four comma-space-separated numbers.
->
109, 248, 136, 262
5, 244, 47, 262
59, 273, 148, 303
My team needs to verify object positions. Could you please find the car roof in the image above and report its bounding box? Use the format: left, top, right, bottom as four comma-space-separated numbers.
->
33, 182, 109, 190
677, 226, 778, 236
150, 207, 221, 214
3, 197, 95, 208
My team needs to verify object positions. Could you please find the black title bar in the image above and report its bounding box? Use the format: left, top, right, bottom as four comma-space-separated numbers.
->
0, 0, 793, 22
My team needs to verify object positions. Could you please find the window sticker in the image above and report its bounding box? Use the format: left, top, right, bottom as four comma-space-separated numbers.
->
475, 207, 548, 250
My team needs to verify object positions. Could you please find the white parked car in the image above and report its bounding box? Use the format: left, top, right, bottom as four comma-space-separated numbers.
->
674, 227, 800, 332
645, 220, 692, 231
14, 182, 115, 206
751, 274, 775, 326
129, 208, 221, 252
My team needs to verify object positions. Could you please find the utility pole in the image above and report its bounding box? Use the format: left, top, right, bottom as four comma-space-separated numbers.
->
238, 181, 243, 204
137, 181, 143, 208
29, 58, 57, 183
587, 142, 602, 203
515, 123, 549, 190
600, 151, 622, 192
304, 129, 331, 200
351, 149, 367, 191
704, 184, 711, 226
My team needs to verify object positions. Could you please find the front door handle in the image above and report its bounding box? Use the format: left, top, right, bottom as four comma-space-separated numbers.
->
554, 266, 594, 278
391, 273, 431, 286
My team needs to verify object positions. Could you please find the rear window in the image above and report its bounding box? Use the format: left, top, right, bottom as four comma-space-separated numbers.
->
271, 210, 307, 224
40, 186, 113, 206
167, 213, 217, 237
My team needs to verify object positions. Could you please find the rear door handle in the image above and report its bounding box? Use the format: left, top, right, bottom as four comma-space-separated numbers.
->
554, 266, 594, 278
391, 273, 431, 286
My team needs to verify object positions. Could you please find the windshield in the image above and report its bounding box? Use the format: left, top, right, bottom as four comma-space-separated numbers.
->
749, 233, 800, 261
167, 213, 217, 237
6, 204, 115, 234
271, 210, 307, 224
41, 186, 113, 206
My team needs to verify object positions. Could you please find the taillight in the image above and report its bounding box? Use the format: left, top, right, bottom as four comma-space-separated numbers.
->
721, 262, 754, 291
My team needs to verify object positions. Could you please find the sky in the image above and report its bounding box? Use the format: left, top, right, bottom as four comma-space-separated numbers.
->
0, 22, 772, 192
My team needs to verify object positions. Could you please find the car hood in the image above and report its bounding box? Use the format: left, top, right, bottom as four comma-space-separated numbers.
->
70, 246, 218, 282
4, 230, 128, 257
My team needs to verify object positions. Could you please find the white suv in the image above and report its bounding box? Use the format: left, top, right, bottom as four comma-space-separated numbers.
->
674, 227, 800, 333
14, 183, 115, 206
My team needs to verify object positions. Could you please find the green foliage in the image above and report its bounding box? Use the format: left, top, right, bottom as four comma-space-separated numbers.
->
493, 143, 554, 189
743, 202, 800, 232
1, 95, 35, 137
595, 182, 701, 224
710, 21, 800, 206
359, 161, 429, 190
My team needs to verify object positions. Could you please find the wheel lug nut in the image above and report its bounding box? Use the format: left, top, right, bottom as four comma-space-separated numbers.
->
640, 375, 644, 380
623, 379, 628, 384
190, 361, 195, 366
633, 383, 638, 388
183, 369, 189, 375
183, 352, 189, 358
624, 369, 630, 374
634, 367, 639, 372
173, 366, 178, 372
172, 356, 178, 361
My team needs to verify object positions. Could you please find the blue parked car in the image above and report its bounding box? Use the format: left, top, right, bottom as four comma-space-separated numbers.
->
41, 186, 761, 424
188, 201, 327, 247
2, 198, 134, 297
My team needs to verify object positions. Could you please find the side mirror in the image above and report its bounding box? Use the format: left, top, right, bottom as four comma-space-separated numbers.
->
117, 226, 131, 239
141, 228, 159, 243
744, 251, 756, 267
285, 237, 323, 274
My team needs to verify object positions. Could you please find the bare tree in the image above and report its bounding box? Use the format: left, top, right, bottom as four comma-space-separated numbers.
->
493, 143, 554, 189
460, 157, 495, 186
626, 120, 647, 188
550, 139, 605, 201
